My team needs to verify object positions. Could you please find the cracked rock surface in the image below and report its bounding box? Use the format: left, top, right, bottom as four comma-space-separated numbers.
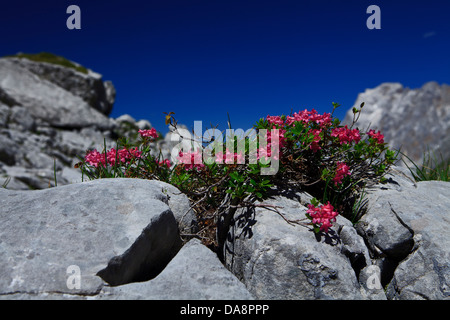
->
223, 187, 367, 299
223, 170, 450, 300
361, 180, 450, 299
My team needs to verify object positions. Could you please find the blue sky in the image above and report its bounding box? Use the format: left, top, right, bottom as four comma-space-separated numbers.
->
0, 0, 449, 134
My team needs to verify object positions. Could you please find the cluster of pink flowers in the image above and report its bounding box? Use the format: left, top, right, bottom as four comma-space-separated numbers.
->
331, 126, 361, 145
333, 162, 351, 186
138, 128, 159, 139
285, 109, 332, 127
306, 201, 339, 233
266, 115, 285, 127
177, 150, 205, 171
367, 129, 384, 144
309, 129, 322, 153
85, 147, 142, 168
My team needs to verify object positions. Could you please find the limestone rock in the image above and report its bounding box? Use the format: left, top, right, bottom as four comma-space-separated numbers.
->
99, 239, 254, 300
356, 175, 450, 299
343, 82, 450, 166
0, 58, 114, 129
7, 57, 115, 116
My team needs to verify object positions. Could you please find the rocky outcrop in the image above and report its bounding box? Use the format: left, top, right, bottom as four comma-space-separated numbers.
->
0, 178, 252, 300
98, 238, 254, 300
0, 57, 114, 129
343, 82, 450, 166
0, 55, 170, 190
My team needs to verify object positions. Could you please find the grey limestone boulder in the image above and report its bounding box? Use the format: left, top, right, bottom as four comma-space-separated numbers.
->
0, 178, 183, 299
6, 57, 116, 116
343, 81, 450, 166
356, 174, 450, 299
0, 58, 113, 130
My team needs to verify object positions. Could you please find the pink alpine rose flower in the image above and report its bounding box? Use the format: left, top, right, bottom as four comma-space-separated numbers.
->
177, 150, 204, 170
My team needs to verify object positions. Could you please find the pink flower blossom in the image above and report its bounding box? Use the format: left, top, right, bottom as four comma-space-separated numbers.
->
260, 127, 287, 150
333, 162, 351, 186
308, 129, 322, 153
306, 201, 339, 233
138, 128, 159, 139
266, 115, 285, 127
85, 149, 105, 168
367, 129, 384, 144
331, 126, 361, 145
215, 148, 245, 164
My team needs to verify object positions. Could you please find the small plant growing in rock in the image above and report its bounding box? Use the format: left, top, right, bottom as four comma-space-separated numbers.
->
76, 103, 397, 252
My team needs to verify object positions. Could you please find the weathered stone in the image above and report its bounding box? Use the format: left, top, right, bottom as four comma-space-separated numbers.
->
355, 174, 450, 300
0, 134, 16, 165
223, 187, 367, 299
0, 178, 183, 298
153, 180, 198, 234
8, 106, 35, 131
136, 119, 152, 130
0, 58, 113, 129
343, 81, 450, 166
0, 102, 10, 127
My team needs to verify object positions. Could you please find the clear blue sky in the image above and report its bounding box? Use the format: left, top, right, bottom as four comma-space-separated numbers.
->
1, 0, 449, 134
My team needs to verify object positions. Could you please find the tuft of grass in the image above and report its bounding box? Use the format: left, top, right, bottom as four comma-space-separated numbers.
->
2, 176, 11, 189
5, 52, 89, 74
401, 148, 450, 182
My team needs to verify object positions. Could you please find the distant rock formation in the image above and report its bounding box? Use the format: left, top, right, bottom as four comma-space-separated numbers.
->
343, 82, 450, 166
0, 54, 171, 190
